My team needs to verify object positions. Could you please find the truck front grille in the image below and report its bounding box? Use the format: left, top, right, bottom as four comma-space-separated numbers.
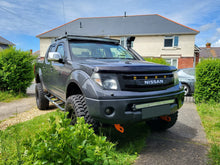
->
118, 73, 174, 92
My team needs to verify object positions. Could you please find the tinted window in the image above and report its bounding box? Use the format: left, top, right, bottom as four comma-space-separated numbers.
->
69, 42, 135, 60
49, 45, 56, 52
46, 44, 56, 61
56, 44, 64, 58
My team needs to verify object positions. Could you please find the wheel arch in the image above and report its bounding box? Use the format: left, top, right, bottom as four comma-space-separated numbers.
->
181, 82, 191, 91
66, 81, 83, 99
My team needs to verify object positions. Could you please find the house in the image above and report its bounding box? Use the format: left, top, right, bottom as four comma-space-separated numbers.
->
199, 43, 220, 59
0, 36, 15, 50
36, 14, 199, 69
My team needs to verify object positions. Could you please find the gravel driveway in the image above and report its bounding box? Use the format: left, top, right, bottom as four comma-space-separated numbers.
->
135, 102, 209, 165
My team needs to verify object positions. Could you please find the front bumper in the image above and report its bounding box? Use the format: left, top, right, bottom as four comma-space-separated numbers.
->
86, 89, 184, 124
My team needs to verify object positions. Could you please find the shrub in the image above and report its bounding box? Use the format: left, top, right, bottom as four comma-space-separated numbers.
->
0, 47, 36, 94
23, 112, 119, 165
194, 58, 220, 103
144, 57, 170, 65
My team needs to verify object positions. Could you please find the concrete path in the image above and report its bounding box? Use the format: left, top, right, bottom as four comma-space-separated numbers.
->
135, 103, 209, 165
0, 83, 36, 121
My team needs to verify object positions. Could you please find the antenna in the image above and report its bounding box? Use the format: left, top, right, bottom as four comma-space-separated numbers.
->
62, 0, 67, 36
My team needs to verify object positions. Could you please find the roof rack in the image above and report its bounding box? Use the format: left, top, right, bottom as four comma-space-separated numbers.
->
55, 35, 120, 44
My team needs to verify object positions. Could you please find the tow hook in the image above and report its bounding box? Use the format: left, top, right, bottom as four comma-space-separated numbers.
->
114, 124, 124, 133
160, 116, 171, 122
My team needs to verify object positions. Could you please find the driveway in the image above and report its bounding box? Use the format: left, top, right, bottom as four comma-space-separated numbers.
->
0, 85, 209, 164
135, 102, 209, 165
0, 83, 36, 121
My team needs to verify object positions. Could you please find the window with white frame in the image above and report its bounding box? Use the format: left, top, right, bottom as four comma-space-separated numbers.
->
120, 37, 126, 47
120, 37, 134, 48
164, 36, 179, 47
165, 58, 178, 68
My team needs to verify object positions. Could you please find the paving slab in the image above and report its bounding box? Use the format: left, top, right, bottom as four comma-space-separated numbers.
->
135, 103, 209, 165
0, 83, 36, 121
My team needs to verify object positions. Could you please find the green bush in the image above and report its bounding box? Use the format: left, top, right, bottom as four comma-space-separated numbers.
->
23, 113, 120, 165
0, 47, 36, 94
144, 57, 170, 65
194, 58, 220, 103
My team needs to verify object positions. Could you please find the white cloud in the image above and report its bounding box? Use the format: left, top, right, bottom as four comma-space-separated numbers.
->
0, 0, 220, 40
199, 23, 216, 31
217, 28, 220, 33
213, 39, 220, 47
1, 0, 16, 8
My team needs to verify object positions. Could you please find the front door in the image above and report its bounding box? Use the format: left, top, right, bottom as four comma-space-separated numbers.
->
51, 43, 72, 100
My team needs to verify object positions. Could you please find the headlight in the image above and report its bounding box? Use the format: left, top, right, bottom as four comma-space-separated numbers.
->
173, 71, 179, 85
103, 79, 118, 90
91, 73, 119, 90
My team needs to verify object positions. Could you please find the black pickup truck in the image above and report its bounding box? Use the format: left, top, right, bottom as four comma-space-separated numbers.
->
35, 35, 184, 132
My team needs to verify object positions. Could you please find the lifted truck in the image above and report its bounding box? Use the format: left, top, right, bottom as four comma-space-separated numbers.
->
35, 35, 184, 133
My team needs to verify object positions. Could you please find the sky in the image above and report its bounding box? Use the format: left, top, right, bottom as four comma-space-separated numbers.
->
1, 0, 220, 52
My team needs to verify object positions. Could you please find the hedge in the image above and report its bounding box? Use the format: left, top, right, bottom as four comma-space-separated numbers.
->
194, 58, 220, 103
144, 57, 170, 65
0, 47, 36, 94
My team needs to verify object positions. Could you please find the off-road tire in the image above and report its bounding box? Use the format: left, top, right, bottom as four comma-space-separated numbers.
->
35, 83, 49, 110
146, 111, 178, 131
65, 94, 99, 132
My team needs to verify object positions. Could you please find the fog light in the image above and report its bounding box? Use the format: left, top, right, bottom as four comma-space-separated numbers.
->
105, 107, 114, 116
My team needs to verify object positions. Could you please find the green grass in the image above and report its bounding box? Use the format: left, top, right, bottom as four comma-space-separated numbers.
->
144, 57, 170, 65
197, 103, 220, 165
0, 91, 27, 102
0, 111, 149, 164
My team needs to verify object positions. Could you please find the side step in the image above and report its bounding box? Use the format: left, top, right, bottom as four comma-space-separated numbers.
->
44, 95, 65, 111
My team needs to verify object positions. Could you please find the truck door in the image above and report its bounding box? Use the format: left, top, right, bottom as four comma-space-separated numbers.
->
52, 43, 72, 100
42, 44, 56, 93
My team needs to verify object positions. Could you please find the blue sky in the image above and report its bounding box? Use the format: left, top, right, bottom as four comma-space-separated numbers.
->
1, 0, 220, 52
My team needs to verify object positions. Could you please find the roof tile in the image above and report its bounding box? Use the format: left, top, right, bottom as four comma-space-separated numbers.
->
37, 14, 199, 38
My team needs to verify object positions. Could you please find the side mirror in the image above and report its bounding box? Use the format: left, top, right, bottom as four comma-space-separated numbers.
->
48, 52, 62, 62
127, 36, 135, 48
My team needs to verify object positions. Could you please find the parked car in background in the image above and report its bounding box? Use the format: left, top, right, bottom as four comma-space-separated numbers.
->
177, 68, 195, 96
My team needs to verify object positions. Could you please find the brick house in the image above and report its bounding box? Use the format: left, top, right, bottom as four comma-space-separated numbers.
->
36, 14, 199, 69
0, 36, 15, 50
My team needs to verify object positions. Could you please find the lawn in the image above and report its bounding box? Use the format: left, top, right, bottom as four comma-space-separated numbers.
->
0, 111, 149, 164
0, 91, 27, 102
197, 103, 220, 165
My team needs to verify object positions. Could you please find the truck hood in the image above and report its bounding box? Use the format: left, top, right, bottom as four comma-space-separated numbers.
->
79, 59, 176, 75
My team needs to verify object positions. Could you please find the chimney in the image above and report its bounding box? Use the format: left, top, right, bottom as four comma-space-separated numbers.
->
30, 49, 33, 54
206, 42, 211, 48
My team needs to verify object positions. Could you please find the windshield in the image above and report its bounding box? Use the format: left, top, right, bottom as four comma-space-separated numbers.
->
69, 42, 135, 60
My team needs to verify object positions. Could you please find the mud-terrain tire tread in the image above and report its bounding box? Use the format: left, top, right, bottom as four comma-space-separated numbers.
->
65, 94, 99, 132
35, 83, 49, 110
146, 111, 178, 131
